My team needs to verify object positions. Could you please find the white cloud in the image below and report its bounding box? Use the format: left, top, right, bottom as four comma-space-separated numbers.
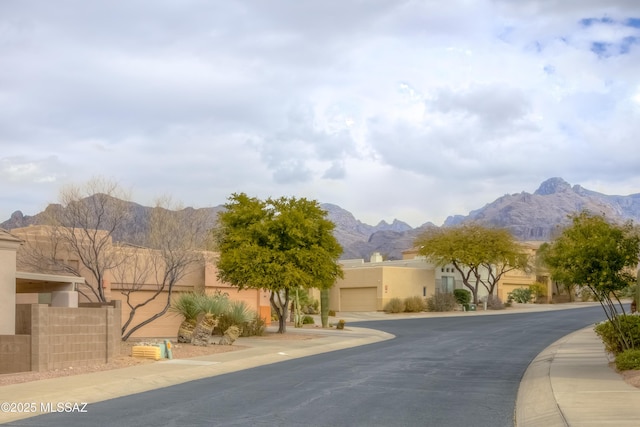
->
1, 0, 640, 227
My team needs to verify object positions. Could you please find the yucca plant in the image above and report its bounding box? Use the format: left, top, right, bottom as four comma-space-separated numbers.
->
217, 301, 255, 335
170, 292, 205, 343
198, 292, 230, 318
192, 292, 230, 346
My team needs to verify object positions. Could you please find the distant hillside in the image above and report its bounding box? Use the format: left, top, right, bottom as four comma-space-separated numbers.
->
1, 199, 417, 260
4, 177, 640, 260
444, 177, 640, 240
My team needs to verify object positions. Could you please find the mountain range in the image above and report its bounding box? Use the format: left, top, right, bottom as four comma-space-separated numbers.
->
3, 177, 640, 260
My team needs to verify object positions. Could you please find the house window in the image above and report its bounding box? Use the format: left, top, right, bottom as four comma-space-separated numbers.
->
441, 276, 454, 293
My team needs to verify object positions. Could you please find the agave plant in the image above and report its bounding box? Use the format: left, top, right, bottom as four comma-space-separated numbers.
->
170, 292, 205, 343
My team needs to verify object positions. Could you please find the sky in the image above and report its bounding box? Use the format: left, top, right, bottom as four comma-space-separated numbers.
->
2, 1, 640, 228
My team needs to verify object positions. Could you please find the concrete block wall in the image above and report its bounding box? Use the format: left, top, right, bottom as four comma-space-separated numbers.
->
28, 302, 121, 372
15, 304, 32, 335
0, 335, 31, 374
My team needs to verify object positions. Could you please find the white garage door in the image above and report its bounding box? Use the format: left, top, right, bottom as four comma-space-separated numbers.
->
340, 287, 377, 311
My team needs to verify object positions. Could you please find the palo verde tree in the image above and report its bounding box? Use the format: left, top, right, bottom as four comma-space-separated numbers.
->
215, 193, 343, 333
415, 223, 530, 304
540, 211, 640, 351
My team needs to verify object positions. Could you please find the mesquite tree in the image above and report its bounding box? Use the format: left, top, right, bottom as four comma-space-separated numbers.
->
541, 211, 640, 351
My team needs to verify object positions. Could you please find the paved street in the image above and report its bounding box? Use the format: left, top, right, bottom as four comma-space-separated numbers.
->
9, 306, 605, 427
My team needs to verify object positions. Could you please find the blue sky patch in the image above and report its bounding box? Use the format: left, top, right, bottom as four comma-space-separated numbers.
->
626, 18, 640, 28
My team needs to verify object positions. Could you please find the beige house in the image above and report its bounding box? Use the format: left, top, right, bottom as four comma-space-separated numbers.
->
328, 252, 472, 312
331, 243, 551, 312
496, 241, 552, 303
8, 225, 271, 340
1, 229, 120, 374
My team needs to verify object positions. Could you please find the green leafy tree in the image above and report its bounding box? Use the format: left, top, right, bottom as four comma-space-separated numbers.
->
215, 193, 343, 333
541, 211, 640, 351
415, 224, 530, 304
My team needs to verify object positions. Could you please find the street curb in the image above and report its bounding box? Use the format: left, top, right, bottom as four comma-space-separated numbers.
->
515, 331, 574, 426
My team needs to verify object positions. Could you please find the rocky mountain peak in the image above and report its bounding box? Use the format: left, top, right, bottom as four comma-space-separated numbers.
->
534, 177, 572, 196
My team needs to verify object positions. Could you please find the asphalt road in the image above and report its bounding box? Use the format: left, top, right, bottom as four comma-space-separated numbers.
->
12, 306, 605, 427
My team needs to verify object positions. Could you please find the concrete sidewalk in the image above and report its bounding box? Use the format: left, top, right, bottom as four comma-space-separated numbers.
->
1, 303, 637, 426
516, 327, 640, 426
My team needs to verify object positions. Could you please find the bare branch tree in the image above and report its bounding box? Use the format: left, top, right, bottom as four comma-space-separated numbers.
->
120, 198, 209, 341
17, 177, 131, 302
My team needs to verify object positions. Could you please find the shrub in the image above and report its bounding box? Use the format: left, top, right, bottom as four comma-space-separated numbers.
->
242, 314, 266, 337
453, 289, 471, 306
594, 315, 640, 355
426, 293, 457, 312
509, 288, 533, 303
384, 298, 406, 313
404, 296, 425, 312
198, 292, 230, 318
170, 292, 204, 322
530, 282, 547, 301
217, 301, 255, 335
336, 319, 346, 329
486, 295, 505, 310
328, 310, 336, 317
615, 349, 640, 371
579, 287, 595, 302
302, 315, 315, 325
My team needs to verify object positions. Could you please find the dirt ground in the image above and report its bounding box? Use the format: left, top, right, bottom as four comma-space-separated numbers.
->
0, 331, 319, 387
615, 364, 640, 389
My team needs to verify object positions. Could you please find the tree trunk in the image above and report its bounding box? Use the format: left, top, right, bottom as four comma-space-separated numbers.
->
177, 319, 197, 343
270, 289, 289, 334
320, 288, 329, 328
294, 288, 302, 328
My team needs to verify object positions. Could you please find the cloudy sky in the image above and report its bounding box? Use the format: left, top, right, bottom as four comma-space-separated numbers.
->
2, 1, 640, 227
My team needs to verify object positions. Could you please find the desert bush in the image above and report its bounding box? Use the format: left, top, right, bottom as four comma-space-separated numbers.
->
509, 288, 533, 303
297, 288, 320, 314
170, 292, 205, 322
594, 315, 640, 355
384, 297, 406, 313
217, 301, 255, 335
404, 296, 425, 312
242, 314, 267, 337
302, 315, 315, 325
530, 282, 547, 301
426, 293, 457, 312
615, 349, 640, 371
328, 310, 336, 317
579, 287, 595, 302
198, 291, 230, 318
170, 291, 206, 343
453, 289, 471, 306
486, 295, 505, 310
336, 319, 346, 329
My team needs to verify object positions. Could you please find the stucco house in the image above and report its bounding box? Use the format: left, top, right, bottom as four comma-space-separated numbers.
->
328, 252, 473, 312
0, 226, 271, 374
331, 242, 551, 312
